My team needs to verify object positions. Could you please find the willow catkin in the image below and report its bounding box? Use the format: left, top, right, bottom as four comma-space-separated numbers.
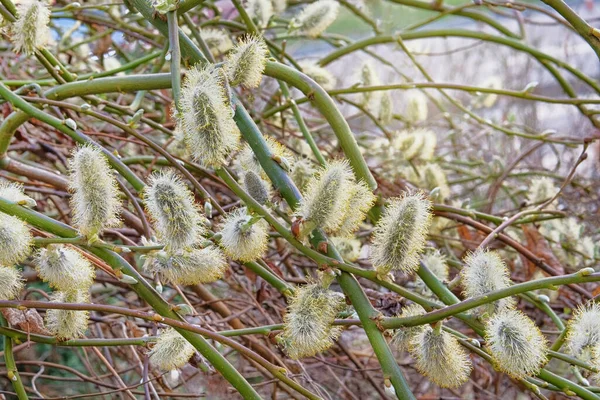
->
149, 328, 196, 371
415, 250, 449, 297
485, 308, 548, 378
144, 171, 206, 251
238, 137, 293, 179
461, 250, 514, 315
334, 180, 376, 238
200, 28, 233, 56
68, 146, 120, 239
527, 177, 558, 206
246, 0, 273, 28
0, 212, 32, 266
295, 160, 354, 235
243, 170, 271, 205
226, 35, 268, 89
370, 192, 432, 277
11, 0, 50, 55
0, 267, 24, 300
35, 245, 95, 291
409, 327, 472, 388
178, 64, 240, 167
0, 180, 36, 208
219, 208, 269, 262
565, 303, 600, 363
45, 289, 90, 340
289, 0, 339, 38
405, 91, 428, 123
143, 245, 228, 285
279, 284, 345, 359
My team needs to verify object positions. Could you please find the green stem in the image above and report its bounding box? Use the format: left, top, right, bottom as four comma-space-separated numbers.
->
1, 316, 28, 399
167, 10, 182, 111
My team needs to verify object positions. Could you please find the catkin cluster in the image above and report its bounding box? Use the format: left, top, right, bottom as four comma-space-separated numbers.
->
279, 283, 345, 359
295, 160, 375, 237
143, 171, 227, 286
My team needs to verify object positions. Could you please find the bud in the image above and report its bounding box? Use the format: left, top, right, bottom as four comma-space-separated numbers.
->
226, 35, 268, 89
0, 267, 24, 300
0, 180, 36, 208
461, 250, 514, 315
149, 328, 196, 371
409, 327, 472, 388
200, 28, 233, 56
219, 209, 269, 262
243, 171, 271, 205
370, 192, 432, 276
68, 146, 121, 239
178, 64, 240, 167
0, 212, 32, 266
391, 303, 427, 351
299, 61, 336, 91
144, 171, 206, 251
335, 180, 376, 238
143, 245, 227, 285
405, 91, 428, 123
565, 303, 600, 363
11, 0, 51, 55
246, 0, 273, 28
289, 0, 339, 38
35, 245, 95, 291
485, 308, 548, 378
295, 160, 354, 235
45, 289, 90, 340
415, 250, 449, 297
420, 163, 450, 201
119, 274, 138, 285
279, 284, 345, 359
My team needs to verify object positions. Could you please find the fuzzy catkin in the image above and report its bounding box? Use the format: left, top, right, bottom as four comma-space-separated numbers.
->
143, 245, 228, 285
405, 91, 428, 123
296, 160, 354, 234
0, 212, 32, 266
415, 250, 449, 298
565, 302, 600, 363
279, 284, 345, 359
11, 0, 50, 55
0, 180, 36, 208
370, 192, 432, 277
461, 250, 514, 315
238, 137, 293, 179
0, 267, 24, 300
243, 170, 270, 205
334, 180, 376, 238
485, 308, 548, 378
149, 328, 196, 371
410, 328, 472, 388
45, 289, 90, 340
220, 208, 269, 262
226, 36, 268, 89
178, 64, 240, 167
35, 245, 95, 291
144, 171, 206, 251
290, 0, 339, 37
200, 28, 233, 55
68, 146, 121, 239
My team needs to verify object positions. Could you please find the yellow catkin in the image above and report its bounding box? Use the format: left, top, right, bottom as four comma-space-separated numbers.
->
149, 328, 196, 371
279, 284, 345, 359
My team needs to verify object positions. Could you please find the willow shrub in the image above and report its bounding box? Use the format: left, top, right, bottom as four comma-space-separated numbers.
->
0, 0, 599, 398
